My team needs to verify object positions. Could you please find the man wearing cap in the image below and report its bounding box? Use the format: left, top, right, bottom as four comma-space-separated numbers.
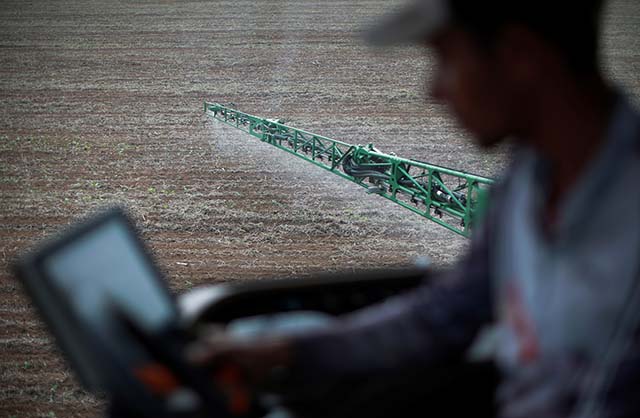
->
190, 0, 640, 416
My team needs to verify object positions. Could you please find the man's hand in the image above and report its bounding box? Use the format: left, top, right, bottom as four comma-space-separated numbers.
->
187, 327, 294, 392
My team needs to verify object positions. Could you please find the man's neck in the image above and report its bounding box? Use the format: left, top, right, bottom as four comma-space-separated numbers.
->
527, 75, 614, 221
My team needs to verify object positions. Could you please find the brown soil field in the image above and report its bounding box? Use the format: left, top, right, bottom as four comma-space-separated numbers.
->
1, 1, 639, 417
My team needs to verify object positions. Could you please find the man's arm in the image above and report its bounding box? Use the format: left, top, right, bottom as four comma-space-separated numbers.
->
287, 214, 495, 385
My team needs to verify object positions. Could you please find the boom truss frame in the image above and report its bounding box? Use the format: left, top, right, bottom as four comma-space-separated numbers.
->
204, 102, 494, 237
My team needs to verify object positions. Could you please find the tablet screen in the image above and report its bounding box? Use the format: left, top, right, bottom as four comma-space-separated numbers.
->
33, 212, 177, 391
43, 217, 174, 333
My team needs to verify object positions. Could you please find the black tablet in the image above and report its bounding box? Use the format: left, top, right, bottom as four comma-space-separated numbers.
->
13, 207, 178, 398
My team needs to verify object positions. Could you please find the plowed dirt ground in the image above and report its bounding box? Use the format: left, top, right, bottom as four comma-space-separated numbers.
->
1, 1, 639, 417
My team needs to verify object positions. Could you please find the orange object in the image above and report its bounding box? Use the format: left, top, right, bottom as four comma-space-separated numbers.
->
134, 363, 180, 395
215, 364, 251, 415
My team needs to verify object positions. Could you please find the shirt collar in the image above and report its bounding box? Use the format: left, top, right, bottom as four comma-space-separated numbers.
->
532, 91, 640, 240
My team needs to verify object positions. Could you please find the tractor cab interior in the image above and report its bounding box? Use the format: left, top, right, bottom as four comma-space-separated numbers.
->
16, 206, 480, 418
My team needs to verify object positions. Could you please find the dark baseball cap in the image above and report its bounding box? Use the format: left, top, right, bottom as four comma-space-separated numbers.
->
365, 0, 604, 46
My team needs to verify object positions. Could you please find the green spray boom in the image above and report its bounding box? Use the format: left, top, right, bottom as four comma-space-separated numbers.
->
204, 102, 494, 237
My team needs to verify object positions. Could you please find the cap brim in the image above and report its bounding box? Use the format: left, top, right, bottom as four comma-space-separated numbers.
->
364, 0, 451, 46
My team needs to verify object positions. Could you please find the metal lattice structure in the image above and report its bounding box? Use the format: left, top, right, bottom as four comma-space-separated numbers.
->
204, 102, 494, 237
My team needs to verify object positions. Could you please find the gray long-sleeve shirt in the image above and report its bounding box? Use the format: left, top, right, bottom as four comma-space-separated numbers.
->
290, 93, 640, 418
